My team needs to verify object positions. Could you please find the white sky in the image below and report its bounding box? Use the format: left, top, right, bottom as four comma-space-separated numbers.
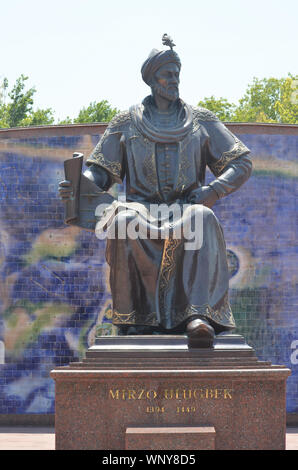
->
1, 0, 297, 121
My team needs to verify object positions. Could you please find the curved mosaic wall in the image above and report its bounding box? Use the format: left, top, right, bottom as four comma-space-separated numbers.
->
0, 122, 297, 416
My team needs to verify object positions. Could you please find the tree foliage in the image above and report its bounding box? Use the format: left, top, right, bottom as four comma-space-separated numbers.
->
0, 75, 54, 128
197, 96, 236, 121
1, 73, 297, 128
274, 75, 298, 124
30, 108, 55, 126
73, 100, 119, 124
198, 74, 298, 124
57, 116, 73, 125
231, 75, 298, 123
7, 75, 35, 127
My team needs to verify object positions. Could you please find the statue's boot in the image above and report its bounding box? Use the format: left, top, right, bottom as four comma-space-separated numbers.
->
186, 318, 215, 348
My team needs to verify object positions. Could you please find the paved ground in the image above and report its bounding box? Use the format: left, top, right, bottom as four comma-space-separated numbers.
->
0, 427, 297, 450
286, 428, 298, 450
0, 427, 55, 450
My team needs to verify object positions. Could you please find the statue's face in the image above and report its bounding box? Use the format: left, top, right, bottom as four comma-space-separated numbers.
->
152, 62, 180, 101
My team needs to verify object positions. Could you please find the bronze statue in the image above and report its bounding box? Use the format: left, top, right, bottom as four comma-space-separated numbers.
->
59, 35, 252, 347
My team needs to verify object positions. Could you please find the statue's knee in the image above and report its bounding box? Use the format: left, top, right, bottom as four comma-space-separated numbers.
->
114, 210, 138, 228
201, 205, 216, 221
111, 210, 139, 240
187, 206, 218, 234
189, 204, 215, 220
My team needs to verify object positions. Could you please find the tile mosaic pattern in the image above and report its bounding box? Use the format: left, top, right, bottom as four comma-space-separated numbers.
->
0, 126, 297, 415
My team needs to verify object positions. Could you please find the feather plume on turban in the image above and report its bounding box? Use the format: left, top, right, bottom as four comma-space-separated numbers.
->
141, 48, 181, 86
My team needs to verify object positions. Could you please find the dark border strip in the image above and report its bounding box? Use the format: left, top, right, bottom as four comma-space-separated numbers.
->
0, 413, 297, 427
0, 122, 297, 139
0, 414, 55, 426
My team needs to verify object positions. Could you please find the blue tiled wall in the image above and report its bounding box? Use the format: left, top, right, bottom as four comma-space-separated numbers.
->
0, 125, 297, 415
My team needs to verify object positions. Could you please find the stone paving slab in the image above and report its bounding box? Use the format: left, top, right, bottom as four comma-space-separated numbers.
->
0, 427, 55, 450
0, 427, 297, 450
286, 428, 298, 450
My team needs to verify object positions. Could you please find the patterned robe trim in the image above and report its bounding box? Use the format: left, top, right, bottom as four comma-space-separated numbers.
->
157, 238, 182, 325
112, 295, 235, 328
86, 111, 130, 178
159, 238, 181, 293
90, 152, 122, 178
108, 110, 131, 128
183, 294, 236, 328
192, 106, 220, 122
112, 309, 159, 326
143, 151, 159, 189
208, 138, 250, 177
177, 149, 190, 190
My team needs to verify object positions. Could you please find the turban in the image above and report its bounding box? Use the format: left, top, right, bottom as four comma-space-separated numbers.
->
141, 48, 181, 86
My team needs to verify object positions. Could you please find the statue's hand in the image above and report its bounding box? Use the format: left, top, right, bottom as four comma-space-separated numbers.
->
58, 180, 74, 202
187, 186, 218, 208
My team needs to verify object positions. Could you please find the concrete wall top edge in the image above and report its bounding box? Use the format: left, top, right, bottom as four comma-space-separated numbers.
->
0, 122, 297, 139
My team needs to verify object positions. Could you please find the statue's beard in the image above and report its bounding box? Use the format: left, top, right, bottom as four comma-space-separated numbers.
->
152, 83, 179, 102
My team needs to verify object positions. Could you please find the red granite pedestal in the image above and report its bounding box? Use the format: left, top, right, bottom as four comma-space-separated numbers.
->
125, 426, 216, 450
50, 334, 291, 450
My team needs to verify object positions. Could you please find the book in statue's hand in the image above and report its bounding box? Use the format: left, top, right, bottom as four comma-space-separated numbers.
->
64, 152, 114, 232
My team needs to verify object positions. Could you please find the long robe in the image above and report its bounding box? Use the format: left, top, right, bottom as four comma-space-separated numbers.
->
85, 97, 252, 333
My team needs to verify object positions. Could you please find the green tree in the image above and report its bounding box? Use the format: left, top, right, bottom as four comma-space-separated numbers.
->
73, 100, 119, 123
0, 75, 55, 128
0, 77, 8, 104
0, 105, 8, 128
274, 75, 298, 124
0, 77, 9, 127
197, 75, 298, 124
57, 116, 73, 125
231, 74, 298, 123
6, 75, 36, 127
197, 95, 236, 121
29, 108, 55, 126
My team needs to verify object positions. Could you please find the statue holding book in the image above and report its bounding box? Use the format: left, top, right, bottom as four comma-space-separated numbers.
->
59, 34, 252, 347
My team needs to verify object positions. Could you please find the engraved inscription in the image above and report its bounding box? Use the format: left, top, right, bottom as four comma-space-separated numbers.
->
176, 406, 196, 413
109, 389, 158, 400
146, 406, 165, 413
108, 387, 233, 400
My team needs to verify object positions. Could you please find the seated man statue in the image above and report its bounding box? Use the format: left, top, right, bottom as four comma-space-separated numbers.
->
59, 35, 252, 347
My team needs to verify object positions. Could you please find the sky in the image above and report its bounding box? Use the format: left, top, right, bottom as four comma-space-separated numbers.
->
0, 0, 297, 121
